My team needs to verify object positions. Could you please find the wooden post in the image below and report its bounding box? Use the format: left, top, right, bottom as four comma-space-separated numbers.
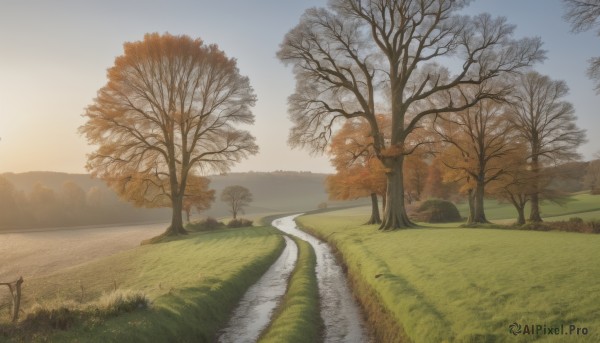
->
1, 277, 24, 322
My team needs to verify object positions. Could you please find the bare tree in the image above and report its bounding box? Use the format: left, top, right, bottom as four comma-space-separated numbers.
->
80, 33, 258, 238
489, 146, 533, 225
563, 0, 600, 93
278, 0, 544, 230
436, 96, 516, 224
507, 71, 586, 222
221, 185, 252, 220
584, 159, 600, 193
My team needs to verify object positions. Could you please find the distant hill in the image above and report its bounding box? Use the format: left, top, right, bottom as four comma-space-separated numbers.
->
1, 171, 362, 229
2, 171, 104, 193
206, 171, 333, 217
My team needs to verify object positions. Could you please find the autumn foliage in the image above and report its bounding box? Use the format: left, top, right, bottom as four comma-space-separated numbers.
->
80, 33, 257, 238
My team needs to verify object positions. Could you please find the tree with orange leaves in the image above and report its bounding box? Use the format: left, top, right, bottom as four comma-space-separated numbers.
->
80, 33, 257, 239
326, 116, 388, 224
181, 176, 214, 223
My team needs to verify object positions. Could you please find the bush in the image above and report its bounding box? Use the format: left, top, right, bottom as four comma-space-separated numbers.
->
24, 300, 81, 330
517, 218, 600, 234
569, 217, 584, 224
94, 289, 150, 317
21, 290, 150, 331
186, 217, 225, 232
413, 199, 461, 223
227, 218, 253, 228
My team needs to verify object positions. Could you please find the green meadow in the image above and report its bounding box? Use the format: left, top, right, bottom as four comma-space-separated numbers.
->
2, 226, 284, 342
455, 193, 600, 224
296, 193, 600, 342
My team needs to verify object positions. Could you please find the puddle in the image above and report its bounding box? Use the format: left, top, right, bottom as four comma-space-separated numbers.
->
217, 235, 298, 343
272, 214, 372, 343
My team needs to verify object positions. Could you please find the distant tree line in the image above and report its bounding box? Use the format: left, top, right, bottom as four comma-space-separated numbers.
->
0, 177, 170, 230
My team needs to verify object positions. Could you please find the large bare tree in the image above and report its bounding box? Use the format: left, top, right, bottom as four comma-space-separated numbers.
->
507, 71, 586, 222
80, 33, 258, 238
563, 0, 600, 93
278, 0, 544, 230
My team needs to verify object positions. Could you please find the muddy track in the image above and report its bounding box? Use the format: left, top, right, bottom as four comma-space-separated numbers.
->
217, 235, 298, 343
272, 214, 372, 343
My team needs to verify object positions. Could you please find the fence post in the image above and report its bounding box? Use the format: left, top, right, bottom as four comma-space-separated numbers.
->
2, 277, 24, 323
12, 277, 23, 322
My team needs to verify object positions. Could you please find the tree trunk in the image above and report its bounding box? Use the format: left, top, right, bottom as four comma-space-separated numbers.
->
529, 156, 543, 222
467, 189, 475, 224
471, 178, 488, 223
529, 192, 542, 222
185, 208, 190, 223
166, 195, 187, 235
365, 193, 382, 224
379, 157, 413, 230
516, 205, 526, 225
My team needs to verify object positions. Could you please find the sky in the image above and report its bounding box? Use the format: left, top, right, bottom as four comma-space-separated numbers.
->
0, 0, 598, 175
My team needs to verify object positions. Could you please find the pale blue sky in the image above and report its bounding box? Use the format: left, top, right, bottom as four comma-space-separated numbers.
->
0, 0, 598, 174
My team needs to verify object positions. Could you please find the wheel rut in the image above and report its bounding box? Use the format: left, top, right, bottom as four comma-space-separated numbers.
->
272, 214, 372, 343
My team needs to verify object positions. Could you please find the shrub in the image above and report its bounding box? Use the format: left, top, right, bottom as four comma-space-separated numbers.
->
21, 290, 150, 331
227, 218, 253, 228
413, 199, 461, 223
569, 217, 584, 224
24, 300, 81, 330
518, 218, 600, 234
317, 202, 328, 209
186, 217, 225, 232
94, 289, 150, 316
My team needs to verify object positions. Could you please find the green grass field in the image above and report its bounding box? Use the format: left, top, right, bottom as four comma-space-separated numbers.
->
297, 206, 600, 342
258, 236, 322, 343
2, 226, 284, 342
455, 193, 600, 223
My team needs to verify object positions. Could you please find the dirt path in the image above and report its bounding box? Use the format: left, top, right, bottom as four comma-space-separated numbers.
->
217, 236, 298, 343
0, 223, 166, 281
272, 214, 372, 343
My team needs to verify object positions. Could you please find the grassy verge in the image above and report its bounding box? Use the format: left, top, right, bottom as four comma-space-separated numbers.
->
297, 208, 600, 342
258, 236, 322, 343
1, 226, 284, 342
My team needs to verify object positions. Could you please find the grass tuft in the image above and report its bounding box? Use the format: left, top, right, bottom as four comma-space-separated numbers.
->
93, 289, 151, 316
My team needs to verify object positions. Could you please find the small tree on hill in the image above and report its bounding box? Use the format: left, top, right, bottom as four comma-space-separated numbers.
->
221, 185, 252, 220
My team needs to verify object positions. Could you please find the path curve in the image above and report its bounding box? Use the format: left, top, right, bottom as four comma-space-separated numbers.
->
272, 214, 372, 343
217, 235, 298, 343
